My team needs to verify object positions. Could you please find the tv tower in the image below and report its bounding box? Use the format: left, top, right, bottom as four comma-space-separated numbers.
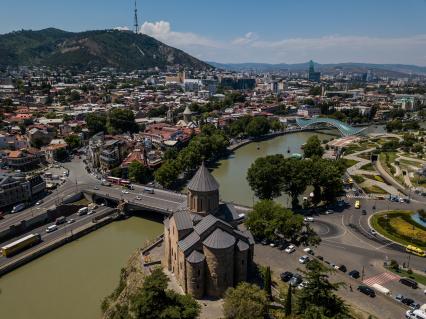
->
133, 0, 139, 33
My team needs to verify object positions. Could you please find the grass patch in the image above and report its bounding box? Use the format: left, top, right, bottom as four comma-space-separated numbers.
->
360, 162, 375, 171
340, 158, 358, 169
352, 175, 365, 184
386, 267, 426, 286
70, 197, 91, 205
370, 210, 426, 250
362, 185, 388, 195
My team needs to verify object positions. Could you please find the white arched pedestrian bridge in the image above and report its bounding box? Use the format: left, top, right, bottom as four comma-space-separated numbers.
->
296, 117, 366, 137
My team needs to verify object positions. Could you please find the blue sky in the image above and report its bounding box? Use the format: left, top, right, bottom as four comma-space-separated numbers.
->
1, 0, 426, 65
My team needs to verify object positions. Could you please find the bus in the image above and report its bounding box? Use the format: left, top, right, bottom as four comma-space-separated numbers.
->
106, 176, 131, 187
1, 233, 42, 257
406, 245, 425, 257
11, 203, 25, 213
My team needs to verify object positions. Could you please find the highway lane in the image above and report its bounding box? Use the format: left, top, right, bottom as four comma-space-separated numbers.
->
0, 206, 113, 267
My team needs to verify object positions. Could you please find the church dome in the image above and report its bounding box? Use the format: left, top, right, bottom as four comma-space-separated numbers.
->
187, 162, 219, 192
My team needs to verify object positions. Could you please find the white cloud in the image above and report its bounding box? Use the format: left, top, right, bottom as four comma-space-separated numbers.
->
138, 20, 426, 65
140, 21, 219, 48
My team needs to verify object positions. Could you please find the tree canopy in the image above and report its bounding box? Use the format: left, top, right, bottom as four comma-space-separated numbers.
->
128, 161, 152, 184
303, 135, 324, 159
223, 282, 268, 319
107, 108, 139, 134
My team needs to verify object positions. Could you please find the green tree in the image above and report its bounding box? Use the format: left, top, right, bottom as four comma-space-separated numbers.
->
223, 282, 268, 319
154, 160, 180, 188
54, 148, 68, 162
245, 116, 271, 138
46, 112, 58, 119
64, 134, 81, 150
303, 135, 324, 159
263, 266, 272, 300
297, 260, 350, 318
128, 161, 152, 184
85, 113, 107, 134
284, 284, 292, 317
247, 155, 285, 199
107, 108, 138, 134
129, 268, 200, 319
281, 158, 310, 208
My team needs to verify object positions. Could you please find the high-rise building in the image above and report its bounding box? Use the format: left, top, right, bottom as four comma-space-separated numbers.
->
308, 60, 321, 82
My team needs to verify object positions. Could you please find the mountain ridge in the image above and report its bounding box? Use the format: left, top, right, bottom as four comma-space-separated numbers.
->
0, 28, 212, 71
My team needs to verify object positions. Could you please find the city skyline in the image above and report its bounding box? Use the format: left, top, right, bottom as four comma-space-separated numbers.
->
1, 0, 426, 65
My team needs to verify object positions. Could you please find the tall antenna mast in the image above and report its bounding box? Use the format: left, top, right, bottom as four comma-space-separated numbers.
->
134, 0, 139, 33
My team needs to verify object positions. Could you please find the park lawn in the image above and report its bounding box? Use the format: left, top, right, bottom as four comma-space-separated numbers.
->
353, 175, 365, 184
389, 217, 426, 243
386, 267, 426, 286
362, 185, 388, 195
360, 162, 375, 171
371, 211, 426, 250
341, 158, 358, 169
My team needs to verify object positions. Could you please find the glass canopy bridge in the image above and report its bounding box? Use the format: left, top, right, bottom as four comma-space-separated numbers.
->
296, 117, 366, 137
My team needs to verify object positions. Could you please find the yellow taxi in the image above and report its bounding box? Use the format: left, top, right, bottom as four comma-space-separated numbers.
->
354, 200, 360, 209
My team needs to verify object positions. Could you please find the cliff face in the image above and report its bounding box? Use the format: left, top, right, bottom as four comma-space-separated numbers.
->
101, 251, 146, 319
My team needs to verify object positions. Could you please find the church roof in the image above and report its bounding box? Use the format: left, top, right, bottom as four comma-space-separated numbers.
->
186, 250, 205, 264
187, 162, 219, 192
183, 105, 192, 115
237, 240, 249, 251
173, 211, 193, 231
203, 228, 236, 250
179, 231, 200, 252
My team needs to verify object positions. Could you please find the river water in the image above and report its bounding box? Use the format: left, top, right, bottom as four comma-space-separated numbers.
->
0, 217, 163, 319
212, 130, 337, 207
0, 125, 384, 319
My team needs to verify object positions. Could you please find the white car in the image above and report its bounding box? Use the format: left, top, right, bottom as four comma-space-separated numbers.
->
303, 247, 314, 255
297, 281, 308, 290
285, 244, 296, 253
46, 225, 58, 233
299, 255, 310, 264
325, 210, 334, 215
122, 190, 129, 194
67, 219, 75, 224
304, 216, 314, 222
87, 210, 94, 215
36, 200, 43, 205
136, 196, 141, 200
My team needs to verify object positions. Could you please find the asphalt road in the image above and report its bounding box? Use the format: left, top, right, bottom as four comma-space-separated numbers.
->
0, 206, 113, 267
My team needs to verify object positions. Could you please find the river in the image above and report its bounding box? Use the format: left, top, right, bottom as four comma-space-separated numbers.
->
212, 130, 337, 207
0, 217, 163, 319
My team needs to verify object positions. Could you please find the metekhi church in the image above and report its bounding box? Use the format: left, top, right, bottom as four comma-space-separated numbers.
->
163, 163, 254, 298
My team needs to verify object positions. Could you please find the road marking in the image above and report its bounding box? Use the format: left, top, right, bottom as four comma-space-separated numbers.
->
343, 213, 379, 250
374, 242, 395, 250
362, 272, 400, 287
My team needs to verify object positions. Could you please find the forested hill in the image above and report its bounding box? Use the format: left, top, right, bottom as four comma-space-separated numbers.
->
0, 28, 212, 71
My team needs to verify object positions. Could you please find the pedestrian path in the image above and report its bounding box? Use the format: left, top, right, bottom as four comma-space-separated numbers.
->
362, 272, 400, 287
346, 194, 370, 199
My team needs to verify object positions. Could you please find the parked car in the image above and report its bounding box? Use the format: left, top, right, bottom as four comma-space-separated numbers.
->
399, 278, 418, 289
316, 255, 324, 261
357, 285, 376, 297
348, 270, 360, 279
299, 255, 310, 264
338, 265, 347, 272
280, 271, 293, 282
260, 238, 269, 246
362, 209, 367, 215
304, 216, 314, 222
135, 196, 142, 200
289, 274, 303, 286
303, 247, 314, 255
401, 298, 414, 307
285, 244, 296, 254
410, 303, 420, 310
325, 210, 334, 215
395, 294, 405, 302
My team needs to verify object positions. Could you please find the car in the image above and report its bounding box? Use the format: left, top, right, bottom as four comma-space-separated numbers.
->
400, 278, 418, 289
36, 200, 44, 205
87, 210, 94, 215
304, 216, 314, 222
410, 303, 420, 310
338, 265, 347, 272
348, 270, 360, 279
67, 219, 76, 224
355, 200, 361, 209
325, 209, 334, 215
362, 209, 367, 215
260, 238, 269, 246
285, 244, 296, 253
395, 294, 405, 302
357, 285, 376, 297
402, 298, 415, 307
278, 242, 288, 250
280, 271, 293, 282
299, 255, 310, 264
370, 229, 377, 235
93, 186, 99, 190
317, 255, 324, 261
122, 190, 129, 194
303, 247, 314, 255
136, 196, 142, 200
46, 225, 58, 233
289, 274, 303, 286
